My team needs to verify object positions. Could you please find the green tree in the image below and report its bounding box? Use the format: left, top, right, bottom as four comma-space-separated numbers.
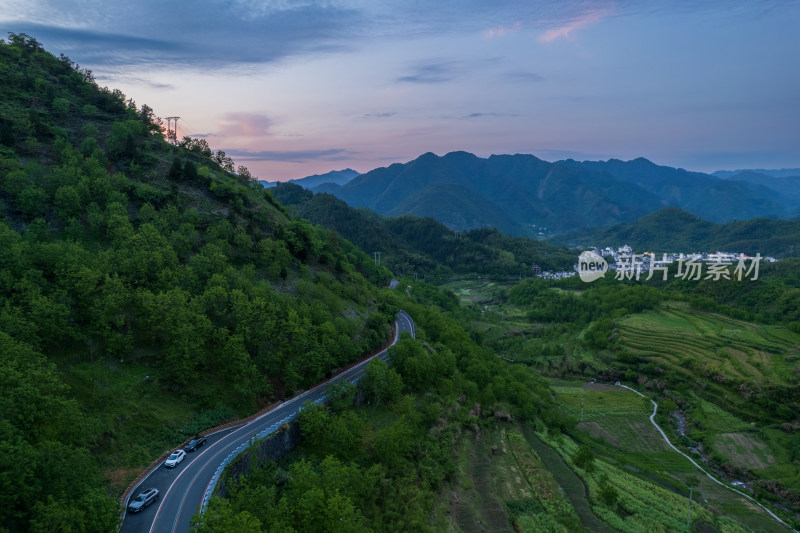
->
598, 482, 618, 508
361, 358, 403, 408
192, 499, 262, 533
572, 444, 595, 472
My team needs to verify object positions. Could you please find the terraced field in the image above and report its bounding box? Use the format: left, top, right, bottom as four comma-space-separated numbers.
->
617, 302, 800, 389
440, 278, 512, 307
616, 304, 800, 497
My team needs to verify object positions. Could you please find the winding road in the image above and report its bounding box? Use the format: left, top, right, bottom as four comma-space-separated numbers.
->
121, 310, 414, 533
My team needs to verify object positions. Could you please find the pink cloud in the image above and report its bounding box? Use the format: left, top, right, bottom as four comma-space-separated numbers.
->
482, 21, 522, 39
217, 112, 273, 138
538, 7, 611, 42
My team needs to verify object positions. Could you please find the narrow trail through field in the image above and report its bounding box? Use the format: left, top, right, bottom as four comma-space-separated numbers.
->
616, 384, 797, 533
520, 425, 613, 533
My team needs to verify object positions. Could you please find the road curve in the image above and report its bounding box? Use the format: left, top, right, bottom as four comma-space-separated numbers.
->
122, 310, 414, 533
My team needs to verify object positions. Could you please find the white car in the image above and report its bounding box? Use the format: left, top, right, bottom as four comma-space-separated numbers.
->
164, 449, 186, 468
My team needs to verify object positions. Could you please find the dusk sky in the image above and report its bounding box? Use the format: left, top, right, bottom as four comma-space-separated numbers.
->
2, 1, 799, 180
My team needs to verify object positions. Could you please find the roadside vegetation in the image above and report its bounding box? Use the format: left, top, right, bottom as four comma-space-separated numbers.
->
196, 282, 568, 531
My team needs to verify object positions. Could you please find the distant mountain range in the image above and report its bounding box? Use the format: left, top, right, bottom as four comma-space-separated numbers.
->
302, 152, 798, 236
551, 207, 800, 257
712, 168, 800, 179
713, 170, 800, 210
259, 168, 359, 190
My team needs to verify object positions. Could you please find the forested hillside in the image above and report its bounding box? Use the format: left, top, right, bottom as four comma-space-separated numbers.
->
0, 34, 395, 532
272, 182, 575, 279
553, 206, 800, 257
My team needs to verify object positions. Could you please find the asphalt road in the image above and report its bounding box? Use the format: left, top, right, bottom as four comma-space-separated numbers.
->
121, 310, 414, 533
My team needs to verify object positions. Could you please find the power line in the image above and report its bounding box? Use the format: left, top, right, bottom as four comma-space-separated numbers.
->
165, 116, 180, 145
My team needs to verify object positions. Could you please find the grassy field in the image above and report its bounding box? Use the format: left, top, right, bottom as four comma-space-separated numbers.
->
439, 278, 513, 307
552, 382, 653, 421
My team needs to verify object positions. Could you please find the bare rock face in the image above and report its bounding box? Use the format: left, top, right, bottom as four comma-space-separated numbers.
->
493, 410, 512, 422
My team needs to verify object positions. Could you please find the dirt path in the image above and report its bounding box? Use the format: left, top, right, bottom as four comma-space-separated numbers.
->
520, 425, 614, 533
616, 383, 797, 533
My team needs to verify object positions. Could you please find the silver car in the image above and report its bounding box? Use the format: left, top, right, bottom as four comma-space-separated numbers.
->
128, 488, 159, 512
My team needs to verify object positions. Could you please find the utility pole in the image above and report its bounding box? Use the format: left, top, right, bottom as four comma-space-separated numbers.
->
165, 116, 180, 145
687, 486, 694, 528
372, 251, 381, 267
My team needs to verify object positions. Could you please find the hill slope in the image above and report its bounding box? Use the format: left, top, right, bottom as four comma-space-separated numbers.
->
713, 168, 800, 179
553, 207, 800, 257
0, 34, 394, 532
331, 151, 668, 235
721, 171, 800, 206
272, 182, 576, 278
561, 157, 790, 222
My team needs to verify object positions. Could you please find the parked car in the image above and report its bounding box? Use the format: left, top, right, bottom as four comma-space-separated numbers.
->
164, 449, 186, 468
128, 488, 159, 512
184, 435, 207, 452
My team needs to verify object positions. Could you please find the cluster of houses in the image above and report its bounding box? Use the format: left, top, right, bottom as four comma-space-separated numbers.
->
598, 245, 777, 266
598, 245, 777, 274
533, 245, 779, 281
535, 270, 577, 280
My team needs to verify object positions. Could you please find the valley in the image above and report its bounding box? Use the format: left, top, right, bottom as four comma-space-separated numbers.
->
436, 276, 800, 531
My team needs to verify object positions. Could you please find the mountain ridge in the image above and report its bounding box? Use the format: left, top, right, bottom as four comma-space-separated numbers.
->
321, 152, 794, 236
259, 168, 359, 190
713, 168, 800, 179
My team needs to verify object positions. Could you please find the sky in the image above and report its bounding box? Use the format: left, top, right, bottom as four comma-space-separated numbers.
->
1, 0, 799, 180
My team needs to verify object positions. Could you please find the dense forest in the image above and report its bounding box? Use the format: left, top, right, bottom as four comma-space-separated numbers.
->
272, 182, 576, 279
0, 34, 396, 532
